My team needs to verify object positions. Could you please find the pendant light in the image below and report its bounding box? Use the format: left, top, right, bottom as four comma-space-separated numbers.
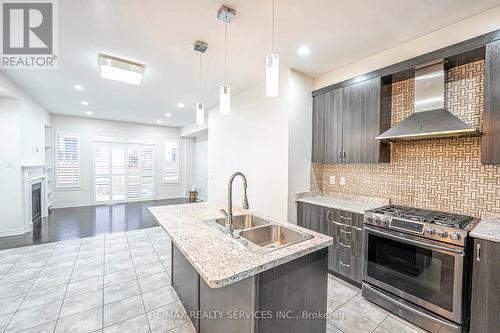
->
217, 5, 235, 115
194, 41, 207, 126
266, 0, 279, 97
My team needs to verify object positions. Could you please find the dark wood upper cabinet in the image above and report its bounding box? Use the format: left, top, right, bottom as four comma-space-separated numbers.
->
312, 77, 390, 164
470, 238, 500, 332
324, 89, 343, 163
312, 93, 326, 163
482, 39, 500, 165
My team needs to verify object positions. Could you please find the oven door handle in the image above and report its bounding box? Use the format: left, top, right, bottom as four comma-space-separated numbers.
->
364, 226, 464, 256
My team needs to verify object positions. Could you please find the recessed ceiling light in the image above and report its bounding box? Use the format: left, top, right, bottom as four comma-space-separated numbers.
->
165, 112, 171, 117
85, 111, 93, 116
74, 84, 84, 91
99, 54, 145, 85
81, 101, 89, 106
177, 102, 185, 108
298, 46, 310, 56
156, 120, 162, 124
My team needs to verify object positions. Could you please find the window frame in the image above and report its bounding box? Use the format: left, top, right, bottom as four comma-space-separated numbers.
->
55, 131, 82, 189
162, 138, 182, 186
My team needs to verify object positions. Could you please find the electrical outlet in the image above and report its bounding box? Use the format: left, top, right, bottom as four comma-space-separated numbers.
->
340, 176, 346, 185
329, 176, 336, 185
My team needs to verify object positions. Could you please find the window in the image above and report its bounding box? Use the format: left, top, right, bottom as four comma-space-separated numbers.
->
94, 143, 154, 203
163, 139, 180, 184
55, 132, 81, 188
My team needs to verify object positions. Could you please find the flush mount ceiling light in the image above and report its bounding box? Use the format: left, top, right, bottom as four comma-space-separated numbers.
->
177, 102, 185, 108
165, 112, 171, 117
80, 100, 89, 106
265, 0, 279, 97
156, 120, 162, 124
99, 54, 145, 85
85, 111, 93, 116
298, 46, 310, 56
194, 40, 207, 126
74, 84, 84, 91
218, 5, 235, 115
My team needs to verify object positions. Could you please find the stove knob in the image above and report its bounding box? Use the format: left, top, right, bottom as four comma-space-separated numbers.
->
374, 216, 381, 225
425, 227, 436, 236
450, 233, 461, 241
366, 215, 373, 223
381, 218, 390, 226
437, 230, 448, 238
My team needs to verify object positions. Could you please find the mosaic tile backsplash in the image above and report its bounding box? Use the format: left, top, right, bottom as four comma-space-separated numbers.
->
312, 60, 500, 218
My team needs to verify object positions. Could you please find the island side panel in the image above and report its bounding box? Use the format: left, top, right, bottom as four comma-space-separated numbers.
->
172, 242, 200, 331
199, 275, 257, 333
257, 248, 328, 333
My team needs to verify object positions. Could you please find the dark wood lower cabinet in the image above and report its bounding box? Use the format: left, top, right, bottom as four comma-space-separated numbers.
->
172, 242, 328, 333
297, 202, 364, 287
470, 238, 500, 333
172, 244, 200, 331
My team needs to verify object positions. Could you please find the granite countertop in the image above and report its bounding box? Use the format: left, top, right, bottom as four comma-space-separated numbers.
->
470, 212, 500, 243
148, 202, 333, 289
295, 192, 389, 214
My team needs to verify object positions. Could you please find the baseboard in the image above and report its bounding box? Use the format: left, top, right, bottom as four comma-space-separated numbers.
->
50, 202, 94, 209
0, 227, 26, 237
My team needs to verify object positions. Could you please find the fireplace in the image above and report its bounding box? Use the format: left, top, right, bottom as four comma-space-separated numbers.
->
32, 183, 42, 225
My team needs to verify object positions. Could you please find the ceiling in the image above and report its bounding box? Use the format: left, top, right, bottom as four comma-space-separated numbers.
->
2, 0, 500, 127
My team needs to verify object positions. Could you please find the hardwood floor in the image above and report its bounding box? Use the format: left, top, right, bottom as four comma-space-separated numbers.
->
0, 198, 193, 250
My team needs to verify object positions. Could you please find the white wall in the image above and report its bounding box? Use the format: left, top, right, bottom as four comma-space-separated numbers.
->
194, 136, 208, 201
0, 72, 50, 236
287, 70, 314, 224
50, 115, 189, 208
0, 72, 51, 165
0, 98, 24, 236
208, 72, 290, 221
315, 5, 500, 89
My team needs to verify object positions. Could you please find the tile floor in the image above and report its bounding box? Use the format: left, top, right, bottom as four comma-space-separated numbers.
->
0, 226, 427, 333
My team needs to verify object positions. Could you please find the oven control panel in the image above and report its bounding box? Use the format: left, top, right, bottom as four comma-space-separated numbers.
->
364, 213, 467, 246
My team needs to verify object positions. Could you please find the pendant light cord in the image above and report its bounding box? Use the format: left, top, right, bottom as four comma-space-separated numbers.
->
199, 53, 202, 101
224, 20, 228, 85
271, 0, 275, 53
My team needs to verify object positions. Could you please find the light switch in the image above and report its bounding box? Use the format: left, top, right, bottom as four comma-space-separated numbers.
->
329, 176, 336, 185
340, 176, 346, 185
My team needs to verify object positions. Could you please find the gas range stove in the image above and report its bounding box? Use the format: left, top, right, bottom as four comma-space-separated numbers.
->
364, 204, 473, 246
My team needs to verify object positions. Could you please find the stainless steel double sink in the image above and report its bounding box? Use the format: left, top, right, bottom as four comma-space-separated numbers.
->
206, 214, 313, 254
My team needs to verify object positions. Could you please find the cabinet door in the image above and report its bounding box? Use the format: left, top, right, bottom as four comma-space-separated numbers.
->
342, 77, 381, 163
482, 39, 500, 164
470, 239, 500, 332
324, 89, 343, 163
312, 94, 327, 162
297, 203, 326, 234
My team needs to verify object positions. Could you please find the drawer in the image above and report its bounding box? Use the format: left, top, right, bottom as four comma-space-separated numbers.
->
329, 222, 363, 243
333, 237, 362, 257
327, 209, 364, 229
328, 247, 362, 284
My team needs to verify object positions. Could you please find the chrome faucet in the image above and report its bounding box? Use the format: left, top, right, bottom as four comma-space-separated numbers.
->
220, 172, 249, 235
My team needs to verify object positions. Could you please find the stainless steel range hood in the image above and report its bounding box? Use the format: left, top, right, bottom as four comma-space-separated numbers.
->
376, 61, 481, 141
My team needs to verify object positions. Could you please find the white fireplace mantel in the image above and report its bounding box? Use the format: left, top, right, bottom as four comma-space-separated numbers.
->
21, 165, 49, 233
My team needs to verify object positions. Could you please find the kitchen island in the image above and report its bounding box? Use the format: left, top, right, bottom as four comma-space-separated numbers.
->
149, 201, 333, 333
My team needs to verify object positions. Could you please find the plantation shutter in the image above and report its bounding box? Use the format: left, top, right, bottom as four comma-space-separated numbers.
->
56, 132, 81, 188
163, 140, 180, 184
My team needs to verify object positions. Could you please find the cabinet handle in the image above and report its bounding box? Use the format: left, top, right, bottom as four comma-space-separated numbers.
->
340, 230, 352, 235
340, 216, 352, 221
326, 210, 331, 222
343, 151, 346, 160
339, 260, 351, 268
476, 243, 481, 262
338, 150, 343, 160
339, 242, 351, 249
